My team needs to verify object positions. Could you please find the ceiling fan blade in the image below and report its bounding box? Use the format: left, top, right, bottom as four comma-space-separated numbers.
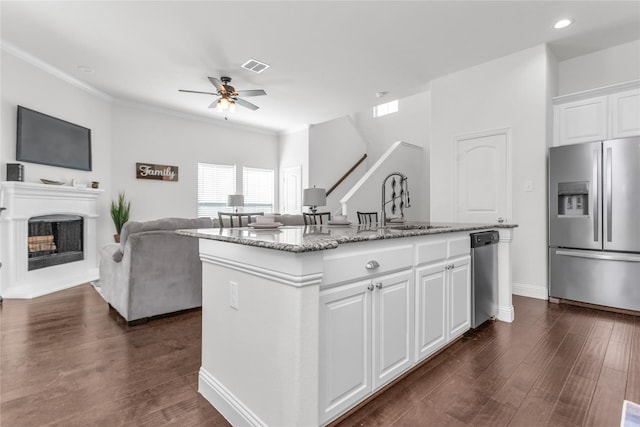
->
235, 98, 259, 111
236, 89, 266, 97
208, 77, 225, 93
208, 98, 222, 109
179, 89, 217, 95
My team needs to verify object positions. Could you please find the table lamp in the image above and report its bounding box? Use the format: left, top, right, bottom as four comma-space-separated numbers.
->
303, 187, 326, 214
227, 194, 244, 213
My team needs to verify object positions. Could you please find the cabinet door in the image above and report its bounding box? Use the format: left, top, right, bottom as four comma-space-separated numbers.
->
555, 96, 607, 146
372, 270, 413, 390
415, 263, 447, 362
448, 255, 471, 341
319, 281, 372, 424
610, 89, 640, 139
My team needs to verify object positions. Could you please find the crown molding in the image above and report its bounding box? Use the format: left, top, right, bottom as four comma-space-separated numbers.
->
1, 40, 113, 102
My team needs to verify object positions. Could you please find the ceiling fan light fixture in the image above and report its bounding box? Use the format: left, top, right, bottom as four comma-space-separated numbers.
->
554, 18, 573, 29
229, 100, 236, 113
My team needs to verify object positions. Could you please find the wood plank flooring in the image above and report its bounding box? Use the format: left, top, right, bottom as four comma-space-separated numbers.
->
1, 284, 638, 426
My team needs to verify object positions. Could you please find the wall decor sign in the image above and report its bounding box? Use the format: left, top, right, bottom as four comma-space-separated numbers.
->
136, 162, 178, 182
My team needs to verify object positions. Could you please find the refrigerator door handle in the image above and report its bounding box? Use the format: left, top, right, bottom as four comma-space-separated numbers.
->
592, 148, 599, 242
606, 147, 613, 242
555, 249, 640, 263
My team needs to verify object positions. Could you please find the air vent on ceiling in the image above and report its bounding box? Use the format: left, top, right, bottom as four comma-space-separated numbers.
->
242, 59, 270, 73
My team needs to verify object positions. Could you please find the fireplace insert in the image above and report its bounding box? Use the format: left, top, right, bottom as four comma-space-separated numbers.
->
28, 214, 83, 271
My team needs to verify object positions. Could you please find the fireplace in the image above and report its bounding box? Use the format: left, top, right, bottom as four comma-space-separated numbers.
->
0, 182, 103, 298
28, 215, 84, 271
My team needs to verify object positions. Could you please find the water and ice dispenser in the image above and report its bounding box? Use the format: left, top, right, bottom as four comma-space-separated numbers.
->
557, 182, 589, 217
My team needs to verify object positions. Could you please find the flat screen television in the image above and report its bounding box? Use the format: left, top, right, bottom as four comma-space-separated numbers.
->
16, 106, 92, 171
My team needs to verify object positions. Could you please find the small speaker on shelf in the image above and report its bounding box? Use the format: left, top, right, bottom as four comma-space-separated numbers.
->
7, 163, 24, 181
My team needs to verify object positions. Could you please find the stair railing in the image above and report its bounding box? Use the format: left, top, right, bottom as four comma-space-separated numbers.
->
326, 154, 367, 197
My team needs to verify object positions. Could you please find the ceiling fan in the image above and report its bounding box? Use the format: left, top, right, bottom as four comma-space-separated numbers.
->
179, 76, 266, 112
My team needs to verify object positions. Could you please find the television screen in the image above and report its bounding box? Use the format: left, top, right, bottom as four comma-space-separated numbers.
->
16, 106, 92, 171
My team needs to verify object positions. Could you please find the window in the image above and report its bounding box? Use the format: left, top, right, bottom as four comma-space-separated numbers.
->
197, 163, 236, 218
373, 99, 398, 118
243, 167, 274, 213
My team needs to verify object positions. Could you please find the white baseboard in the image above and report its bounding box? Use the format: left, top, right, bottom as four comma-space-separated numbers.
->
497, 304, 514, 323
198, 367, 266, 427
512, 282, 548, 300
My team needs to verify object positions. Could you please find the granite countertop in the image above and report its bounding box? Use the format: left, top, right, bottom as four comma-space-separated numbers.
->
177, 222, 517, 253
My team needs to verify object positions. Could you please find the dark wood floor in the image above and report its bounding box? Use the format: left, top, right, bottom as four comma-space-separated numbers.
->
1, 285, 638, 426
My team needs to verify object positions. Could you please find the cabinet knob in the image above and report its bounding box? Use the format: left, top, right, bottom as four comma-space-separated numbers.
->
376, 282, 383, 289
365, 260, 380, 270
367, 283, 374, 291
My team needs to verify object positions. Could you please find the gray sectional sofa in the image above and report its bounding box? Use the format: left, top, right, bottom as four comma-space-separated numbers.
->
98, 214, 304, 323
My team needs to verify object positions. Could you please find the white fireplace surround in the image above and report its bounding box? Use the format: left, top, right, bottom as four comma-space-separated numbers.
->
0, 182, 103, 298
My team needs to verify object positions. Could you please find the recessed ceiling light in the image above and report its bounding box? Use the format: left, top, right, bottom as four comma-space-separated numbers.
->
77, 65, 95, 73
554, 18, 573, 29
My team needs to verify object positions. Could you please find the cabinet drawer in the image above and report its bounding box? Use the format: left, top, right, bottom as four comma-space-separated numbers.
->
415, 239, 447, 266
322, 243, 413, 285
448, 235, 471, 258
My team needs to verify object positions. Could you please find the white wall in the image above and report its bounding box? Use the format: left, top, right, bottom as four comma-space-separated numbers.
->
0, 50, 113, 250
431, 44, 552, 300
111, 103, 279, 222
353, 91, 430, 163
558, 40, 640, 95
341, 141, 425, 223
278, 127, 309, 214
308, 116, 368, 214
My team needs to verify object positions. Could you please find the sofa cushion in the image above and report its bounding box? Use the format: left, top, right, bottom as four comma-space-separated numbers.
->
113, 217, 213, 262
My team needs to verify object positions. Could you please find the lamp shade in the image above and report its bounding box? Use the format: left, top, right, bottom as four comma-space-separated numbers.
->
227, 194, 244, 207
302, 187, 326, 207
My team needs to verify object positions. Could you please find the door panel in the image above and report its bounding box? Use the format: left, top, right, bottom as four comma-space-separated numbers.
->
549, 142, 602, 250
449, 256, 471, 340
456, 132, 508, 224
319, 281, 372, 423
603, 138, 640, 252
415, 264, 447, 362
280, 165, 301, 214
373, 270, 413, 390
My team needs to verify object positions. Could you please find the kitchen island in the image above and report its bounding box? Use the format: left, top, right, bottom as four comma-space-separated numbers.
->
178, 222, 516, 426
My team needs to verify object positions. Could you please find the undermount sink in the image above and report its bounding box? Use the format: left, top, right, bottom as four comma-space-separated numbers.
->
382, 224, 453, 231
384, 224, 426, 230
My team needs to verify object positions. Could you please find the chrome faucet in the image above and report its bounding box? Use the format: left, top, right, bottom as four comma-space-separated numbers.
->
381, 172, 411, 225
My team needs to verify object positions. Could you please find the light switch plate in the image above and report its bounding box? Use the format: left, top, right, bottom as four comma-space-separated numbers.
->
524, 180, 534, 192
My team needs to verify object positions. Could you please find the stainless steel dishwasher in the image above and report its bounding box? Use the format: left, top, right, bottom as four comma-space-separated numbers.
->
470, 230, 499, 328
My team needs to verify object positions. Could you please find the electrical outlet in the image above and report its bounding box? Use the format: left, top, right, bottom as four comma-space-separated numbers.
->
229, 281, 239, 310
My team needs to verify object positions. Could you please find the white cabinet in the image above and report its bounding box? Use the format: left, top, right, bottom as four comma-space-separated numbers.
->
610, 88, 640, 138
319, 269, 413, 424
554, 96, 608, 146
372, 270, 414, 390
553, 82, 640, 146
415, 255, 470, 362
447, 256, 471, 340
414, 262, 447, 360
319, 280, 372, 423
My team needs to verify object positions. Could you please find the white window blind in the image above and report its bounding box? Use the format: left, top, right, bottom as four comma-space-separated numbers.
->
197, 163, 236, 218
243, 167, 274, 213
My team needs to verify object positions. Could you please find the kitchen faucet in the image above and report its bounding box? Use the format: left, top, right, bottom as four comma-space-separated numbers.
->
381, 172, 411, 225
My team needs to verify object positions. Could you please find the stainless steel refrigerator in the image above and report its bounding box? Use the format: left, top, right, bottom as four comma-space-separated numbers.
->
548, 137, 640, 312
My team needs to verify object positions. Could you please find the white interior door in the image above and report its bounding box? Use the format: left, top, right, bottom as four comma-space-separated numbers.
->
455, 130, 510, 224
280, 165, 302, 214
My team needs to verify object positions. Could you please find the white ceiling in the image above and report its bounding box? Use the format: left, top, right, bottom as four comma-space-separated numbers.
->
2, 1, 639, 133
